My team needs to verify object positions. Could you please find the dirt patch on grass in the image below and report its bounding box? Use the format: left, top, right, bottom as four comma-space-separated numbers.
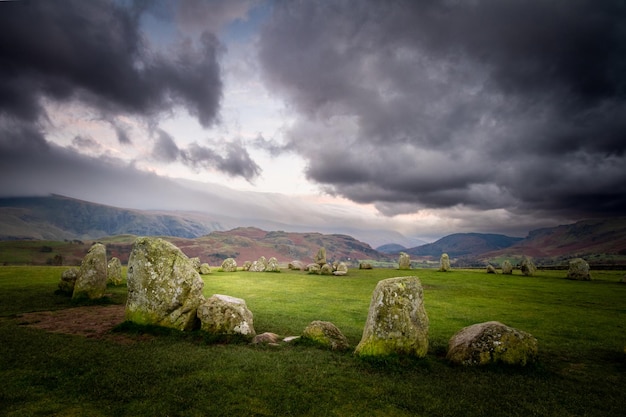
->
18, 305, 135, 342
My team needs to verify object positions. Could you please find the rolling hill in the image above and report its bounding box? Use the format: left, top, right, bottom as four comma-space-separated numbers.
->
404, 233, 523, 258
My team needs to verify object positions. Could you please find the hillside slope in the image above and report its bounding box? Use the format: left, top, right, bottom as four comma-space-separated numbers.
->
0, 195, 225, 240
482, 218, 626, 262
405, 233, 523, 258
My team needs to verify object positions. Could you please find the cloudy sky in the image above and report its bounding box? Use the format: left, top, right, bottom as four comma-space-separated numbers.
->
1, 0, 625, 244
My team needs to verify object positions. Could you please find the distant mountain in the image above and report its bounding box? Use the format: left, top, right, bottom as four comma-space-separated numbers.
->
376, 243, 407, 254
0, 195, 226, 240
405, 233, 523, 258
482, 218, 626, 262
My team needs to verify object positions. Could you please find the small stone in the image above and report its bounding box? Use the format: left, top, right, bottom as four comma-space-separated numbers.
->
302, 320, 349, 351
252, 332, 280, 344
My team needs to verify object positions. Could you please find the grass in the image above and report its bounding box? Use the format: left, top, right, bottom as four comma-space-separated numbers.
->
1, 266, 625, 416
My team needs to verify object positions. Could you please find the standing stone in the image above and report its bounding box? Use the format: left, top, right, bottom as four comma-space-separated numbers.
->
199, 263, 211, 275
359, 262, 373, 269
107, 257, 123, 286
288, 260, 305, 270
315, 247, 327, 266
447, 321, 538, 366
486, 264, 497, 274
266, 257, 280, 272
333, 262, 348, 276
58, 267, 79, 294
302, 321, 350, 351
320, 263, 334, 275
249, 260, 265, 272
221, 258, 237, 272
439, 253, 451, 272
355, 276, 429, 358
501, 260, 513, 275
197, 294, 255, 338
73, 243, 108, 300
398, 252, 411, 270
567, 258, 591, 281
520, 256, 536, 276
242, 261, 252, 271
125, 237, 205, 331
307, 263, 321, 274
190, 257, 201, 273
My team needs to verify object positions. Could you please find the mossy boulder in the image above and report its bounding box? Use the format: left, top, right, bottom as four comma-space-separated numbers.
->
197, 294, 255, 338
107, 257, 123, 285
447, 321, 538, 366
501, 260, 513, 275
221, 258, 237, 272
73, 243, 107, 300
320, 263, 334, 275
190, 257, 201, 273
307, 263, 321, 274
302, 320, 349, 351
566, 258, 591, 281
125, 237, 205, 331
249, 260, 265, 272
355, 276, 429, 358
439, 253, 451, 272
398, 252, 411, 270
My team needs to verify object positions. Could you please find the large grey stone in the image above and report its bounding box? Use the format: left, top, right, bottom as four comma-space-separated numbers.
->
447, 321, 538, 366
197, 294, 255, 338
107, 257, 123, 286
566, 258, 591, 281
355, 276, 429, 357
73, 243, 107, 300
302, 321, 349, 351
125, 237, 205, 331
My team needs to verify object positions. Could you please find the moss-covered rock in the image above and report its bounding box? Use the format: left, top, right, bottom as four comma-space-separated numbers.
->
355, 276, 429, 358
73, 243, 107, 300
320, 263, 334, 275
199, 263, 212, 275
566, 258, 591, 280
125, 237, 205, 331
266, 257, 280, 272
306, 263, 321, 274
447, 321, 538, 366
197, 294, 255, 338
302, 320, 349, 351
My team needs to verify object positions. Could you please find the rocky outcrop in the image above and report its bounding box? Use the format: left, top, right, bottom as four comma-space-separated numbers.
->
355, 276, 429, 357
73, 243, 108, 300
125, 237, 205, 331
566, 258, 591, 281
447, 321, 538, 366
197, 294, 255, 338
107, 257, 123, 285
302, 320, 349, 351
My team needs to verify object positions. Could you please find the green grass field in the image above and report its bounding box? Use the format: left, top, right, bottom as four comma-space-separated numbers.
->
1, 266, 625, 416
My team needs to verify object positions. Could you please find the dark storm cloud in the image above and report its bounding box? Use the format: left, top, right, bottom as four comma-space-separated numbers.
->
0, 0, 222, 127
259, 0, 626, 220
152, 129, 261, 181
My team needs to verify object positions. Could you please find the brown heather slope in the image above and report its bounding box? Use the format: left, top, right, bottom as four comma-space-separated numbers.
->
480, 218, 626, 265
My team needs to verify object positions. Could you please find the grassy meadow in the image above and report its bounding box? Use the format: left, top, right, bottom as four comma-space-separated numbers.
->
1, 265, 625, 416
